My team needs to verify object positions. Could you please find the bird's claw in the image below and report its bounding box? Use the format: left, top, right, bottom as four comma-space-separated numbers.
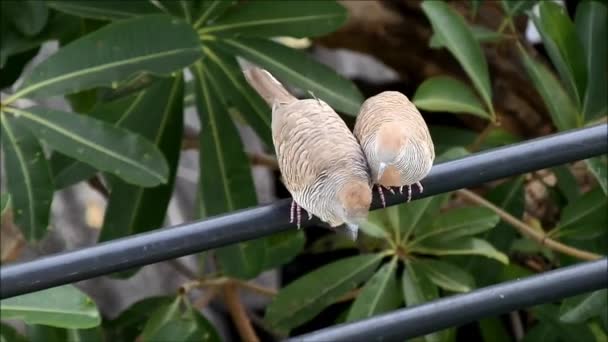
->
377, 185, 387, 208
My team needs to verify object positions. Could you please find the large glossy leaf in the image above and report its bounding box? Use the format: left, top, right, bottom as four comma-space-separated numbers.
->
141, 296, 220, 342
346, 258, 401, 322
0, 285, 101, 329
5, 106, 169, 187
0, 115, 53, 242
262, 230, 306, 271
518, 46, 579, 130
555, 187, 607, 239
47, 1, 159, 21
421, 1, 493, 115
413, 76, 492, 120
576, 0, 607, 121
202, 45, 272, 146
199, 1, 347, 38
265, 254, 383, 334
532, 1, 588, 107
413, 259, 475, 293
585, 156, 607, 195
560, 289, 607, 324
216, 37, 364, 115
192, 61, 265, 279
414, 207, 499, 243
402, 261, 452, 342
429, 25, 503, 49
1, 0, 48, 37
100, 76, 184, 243
6, 15, 202, 102
413, 237, 509, 264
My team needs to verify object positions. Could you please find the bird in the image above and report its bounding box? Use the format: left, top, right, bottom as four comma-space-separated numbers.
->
353, 91, 435, 207
242, 67, 373, 240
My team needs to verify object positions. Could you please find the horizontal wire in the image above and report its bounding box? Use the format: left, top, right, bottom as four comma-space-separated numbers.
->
1, 123, 606, 299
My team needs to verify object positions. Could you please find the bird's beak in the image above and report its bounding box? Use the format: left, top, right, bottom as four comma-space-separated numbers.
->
345, 223, 359, 241
377, 162, 387, 183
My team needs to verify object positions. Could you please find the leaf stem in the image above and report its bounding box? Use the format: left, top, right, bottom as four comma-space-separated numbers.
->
457, 189, 601, 261
222, 282, 260, 342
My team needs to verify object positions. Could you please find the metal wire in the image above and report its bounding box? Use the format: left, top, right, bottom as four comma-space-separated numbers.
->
287, 258, 608, 342
0, 123, 606, 299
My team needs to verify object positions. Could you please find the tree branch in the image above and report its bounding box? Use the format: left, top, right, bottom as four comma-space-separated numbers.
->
222, 282, 260, 342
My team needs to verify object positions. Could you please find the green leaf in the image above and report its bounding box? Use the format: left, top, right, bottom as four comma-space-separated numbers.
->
0, 285, 101, 329
414, 207, 499, 243
560, 289, 608, 324
5, 106, 169, 187
555, 187, 607, 239
200, 0, 347, 38
202, 45, 272, 147
141, 296, 220, 342
262, 230, 306, 271
413, 76, 492, 120
192, 61, 265, 279
576, 0, 607, 121
0, 193, 10, 216
1, 0, 49, 36
1, 322, 28, 342
479, 317, 511, 342
26, 325, 66, 342
192, 0, 237, 29
306, 233, 357, 254
104, 296, 173, 341
480, 128, 522, 149
413, 237, 509, 264
518, 46, 579, 130
413, 259, 475, 293
0, 114, 53, 242
429, 126, 477, 155
532, 1, 588, 107
421, 1, 493, 116
265, 253, 383, 334
359, 210, 391, 239
100, 76, 184, 243
585, 156, 607, 195
47, 1, 160, 21
429, 25, 503, 49
216, 37, 364, 115
501, 0, 536, 18
402, 261, 452, 342
527, 304, 596, 342
553, 165, 581, 202
399, 194, 450, 243
7, 14, 202, 101
346, 258, 401, 322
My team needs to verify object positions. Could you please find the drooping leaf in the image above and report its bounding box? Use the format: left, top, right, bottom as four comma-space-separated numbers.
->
1, 0, 49, 37
7, 14, 202, 102
403, 261, 453, 342
575, 0, 607, 121
413, 259, 475, 293
413, 76, 492, 120
429, 25, 503, 49
216, 37, 364, 115
414, 207, 499, 243
140, 296, 220, 342
262, 230, 306, 271
192, 61, 265, 279
518, 46, 579, 130
202, 45, 272, 146
555, 187, 608, 239
0, 114, 53, 242
585, 156, 607, 195
265, 253, 383, 334
501, 0, 536, 18
0, 285, 101, 329
421, 0, 494, 115
560, 289, 608, 324
413, 237, 509, 264
532, 1, 588, 107
5, 106, 169, 187
199, 0, 347, 38
100, 76, 184, 243
346, 258, 401, 322
47, 0, 160, 21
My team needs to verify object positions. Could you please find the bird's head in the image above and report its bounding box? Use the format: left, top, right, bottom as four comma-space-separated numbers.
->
336, 180, 372, 240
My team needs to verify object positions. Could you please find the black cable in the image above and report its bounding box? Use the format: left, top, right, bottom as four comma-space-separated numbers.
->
1, 123, 606, 299
287, 258, 608, 342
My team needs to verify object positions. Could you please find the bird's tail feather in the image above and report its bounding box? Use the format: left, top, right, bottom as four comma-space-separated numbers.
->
242, 67, 297, 107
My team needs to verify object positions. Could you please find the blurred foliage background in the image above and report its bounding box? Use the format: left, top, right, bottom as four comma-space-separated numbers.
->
0, 0, 606, 341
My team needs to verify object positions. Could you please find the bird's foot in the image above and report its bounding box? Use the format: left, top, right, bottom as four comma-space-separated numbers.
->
382, 185, 395, 195
377, 185, 387, 208
416, 181, 424, 194
289, 200, 303, 229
